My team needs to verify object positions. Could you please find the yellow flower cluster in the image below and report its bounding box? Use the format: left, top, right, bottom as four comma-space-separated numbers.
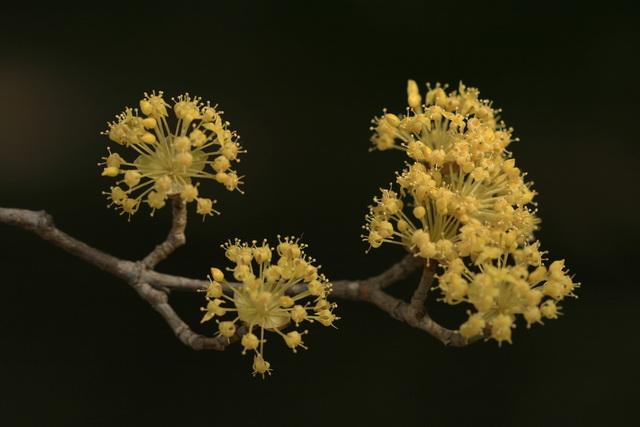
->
364, 80, 578, 344
201, 237, 338, 377
440, 248, 577, 343
100, 91, 243, 218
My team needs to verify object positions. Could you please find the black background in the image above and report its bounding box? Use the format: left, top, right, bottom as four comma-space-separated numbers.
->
1, 1, 638, 425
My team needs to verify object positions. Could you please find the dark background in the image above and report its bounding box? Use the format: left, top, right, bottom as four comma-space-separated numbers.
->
1, 1, 638, 425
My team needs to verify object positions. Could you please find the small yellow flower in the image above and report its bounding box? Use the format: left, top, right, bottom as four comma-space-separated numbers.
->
200, 237, 338, 377
100, 91, 244, 218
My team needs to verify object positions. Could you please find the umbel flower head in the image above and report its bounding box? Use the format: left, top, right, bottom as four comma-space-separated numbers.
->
364, 80, 579, 343
200, 237, 338, 377
439, 244, 577, 344
100, 91, 244, 218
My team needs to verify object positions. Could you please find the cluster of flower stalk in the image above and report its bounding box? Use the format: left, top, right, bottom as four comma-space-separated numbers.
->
364, 81, 578, 344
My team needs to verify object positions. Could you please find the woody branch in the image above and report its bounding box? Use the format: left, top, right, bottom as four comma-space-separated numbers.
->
0, 205, 468, 348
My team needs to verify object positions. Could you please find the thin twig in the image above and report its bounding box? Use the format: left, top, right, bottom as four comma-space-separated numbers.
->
0, 208, 138, 282
142, 198, 187, 269
408, 261, 438, 319
378, 253, 425, 289
329, 259, 468, 347
366, 287, 468, 346
132, 280, 238, 350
